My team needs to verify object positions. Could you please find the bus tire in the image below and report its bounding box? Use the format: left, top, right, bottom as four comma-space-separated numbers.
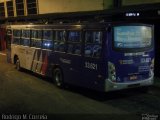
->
16, 59, 21, 71
53, 68, 64, 88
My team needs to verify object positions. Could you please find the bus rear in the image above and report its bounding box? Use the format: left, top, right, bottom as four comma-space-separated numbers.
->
106, 24, 154, 91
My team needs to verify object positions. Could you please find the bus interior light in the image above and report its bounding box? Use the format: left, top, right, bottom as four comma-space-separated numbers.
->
44, 43, 50, 47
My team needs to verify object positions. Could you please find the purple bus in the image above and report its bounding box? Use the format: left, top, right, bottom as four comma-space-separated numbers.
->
6, 22, 154, 92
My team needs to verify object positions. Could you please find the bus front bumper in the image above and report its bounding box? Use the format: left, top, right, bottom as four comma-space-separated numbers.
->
105, 76, 154, 92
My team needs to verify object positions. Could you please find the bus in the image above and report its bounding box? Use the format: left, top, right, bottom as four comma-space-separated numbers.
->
6, 22, 154, 92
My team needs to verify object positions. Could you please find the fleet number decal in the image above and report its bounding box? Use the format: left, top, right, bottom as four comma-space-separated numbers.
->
85, 62, 98, 70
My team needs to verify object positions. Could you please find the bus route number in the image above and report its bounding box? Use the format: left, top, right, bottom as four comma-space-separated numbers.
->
85, 62, 97, 70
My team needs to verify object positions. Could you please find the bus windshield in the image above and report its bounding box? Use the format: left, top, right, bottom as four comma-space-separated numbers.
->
113, 26, 152, 49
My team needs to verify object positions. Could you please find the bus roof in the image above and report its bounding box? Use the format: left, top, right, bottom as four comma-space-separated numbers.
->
6, 22, 109, 30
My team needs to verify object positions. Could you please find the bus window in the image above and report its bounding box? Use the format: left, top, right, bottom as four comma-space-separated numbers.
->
42, 30, 53, 49
113, 26, 152, 50
54, 31, 66, 52
55, 31, 65, 41
31, 30, 42, 48
31, 39, 42, 48
43, 30, 53, 40
13, 30, 21, 44
37, 30, 42, 39
21, 30, 30, 46
32, 30, 37, 38
67, 31, 81, 55
85, 31, 102, 58
68, 31, 81, 42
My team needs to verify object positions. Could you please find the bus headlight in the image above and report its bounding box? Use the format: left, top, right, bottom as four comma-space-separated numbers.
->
149, 58, 154, 76
108, 62, 116, 82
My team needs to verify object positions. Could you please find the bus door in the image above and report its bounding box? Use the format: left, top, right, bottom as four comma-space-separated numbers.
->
6, 29, 12, 63
62, 30, 83, 85
82, 30, 104, 89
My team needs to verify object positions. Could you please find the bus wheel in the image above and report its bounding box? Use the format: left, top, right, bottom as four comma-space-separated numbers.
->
16, 59, 21, 71
53, 68, 64, 88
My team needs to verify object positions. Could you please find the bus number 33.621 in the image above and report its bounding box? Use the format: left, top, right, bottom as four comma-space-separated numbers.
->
85, 62, 98, 70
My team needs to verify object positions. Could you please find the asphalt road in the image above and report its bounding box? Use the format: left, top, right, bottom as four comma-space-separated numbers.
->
0, 53, 160, 120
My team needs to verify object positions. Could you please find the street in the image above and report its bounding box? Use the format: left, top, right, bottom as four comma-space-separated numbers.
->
0, 53, 160, 120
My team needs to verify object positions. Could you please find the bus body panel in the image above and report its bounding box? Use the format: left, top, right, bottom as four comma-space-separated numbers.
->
11, 44, 52, 76
6, 23, 154, 92
49, 52, 107, 91
105, 24, 154, 91
49, 52, 83, 85
109, 50, 154, 83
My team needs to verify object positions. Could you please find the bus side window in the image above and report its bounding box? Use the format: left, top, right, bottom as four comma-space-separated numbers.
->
42, 30, 53, 50
85, 31, 102, 58
67, 31, 81, 55
31, 30, 42, 48
85, 45, 92, 57
54, 30, 66, 52
13, 30, 21, 45
21, 30, 30, 46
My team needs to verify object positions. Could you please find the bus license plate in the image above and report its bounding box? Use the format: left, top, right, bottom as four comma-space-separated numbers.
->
130, 75, 137, 80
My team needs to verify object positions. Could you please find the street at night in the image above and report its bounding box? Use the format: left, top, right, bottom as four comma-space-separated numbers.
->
0, 53, 160, 120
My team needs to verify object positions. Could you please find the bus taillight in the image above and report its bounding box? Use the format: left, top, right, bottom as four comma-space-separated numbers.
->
108, 62, 116, 82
